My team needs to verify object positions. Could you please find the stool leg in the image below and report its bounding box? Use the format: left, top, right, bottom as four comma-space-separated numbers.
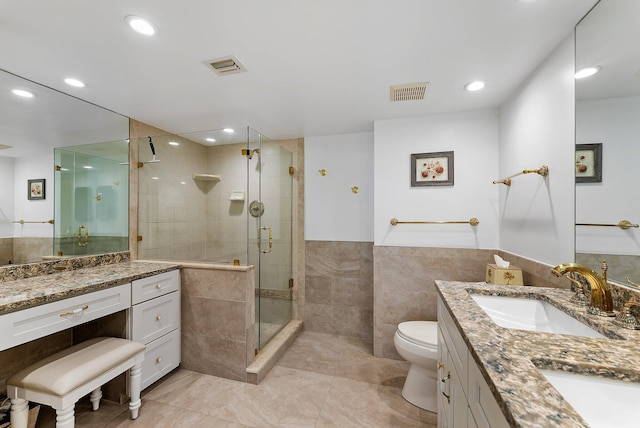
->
89, 387, 102, 411
9, 398, 29, 428
129, 362, 142, 419
55, 405, 75, 428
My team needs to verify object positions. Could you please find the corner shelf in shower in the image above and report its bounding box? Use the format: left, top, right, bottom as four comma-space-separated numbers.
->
192, 173, 221, 182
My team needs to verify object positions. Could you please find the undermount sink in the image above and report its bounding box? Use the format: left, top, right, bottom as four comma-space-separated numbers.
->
540, 370, 640, 427
470, 294, 606, 338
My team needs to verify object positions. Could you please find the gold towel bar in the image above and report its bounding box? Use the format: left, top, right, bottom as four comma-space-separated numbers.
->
576, 220, 639, 230
12, 219, 55, 224
390, 218, 479, 226
493, 165, 549, 186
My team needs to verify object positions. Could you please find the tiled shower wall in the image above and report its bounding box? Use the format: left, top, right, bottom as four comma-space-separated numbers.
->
135, 128, 246, 263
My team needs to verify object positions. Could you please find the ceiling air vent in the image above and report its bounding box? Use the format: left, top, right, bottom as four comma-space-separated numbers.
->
390, 82, 429, 101
205, 55, 247, 76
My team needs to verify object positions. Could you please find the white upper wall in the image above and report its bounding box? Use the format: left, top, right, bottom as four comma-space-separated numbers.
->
373, 110, 500, 248
304, 35, 577, 259
497, 34, 575, 265
575, 96, 640, 255
0, 157, 14, 237
13, 155, 54, 238
305, 132, 374, 242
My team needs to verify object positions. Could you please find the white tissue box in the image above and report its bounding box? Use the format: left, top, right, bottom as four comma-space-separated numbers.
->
486, 264, 523, 286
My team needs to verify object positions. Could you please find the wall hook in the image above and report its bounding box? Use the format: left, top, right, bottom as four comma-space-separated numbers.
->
319, 169, 327, 176
351, 186, 359, 194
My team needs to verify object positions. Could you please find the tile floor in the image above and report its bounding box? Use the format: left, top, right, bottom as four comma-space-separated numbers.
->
35, 331, 437, 427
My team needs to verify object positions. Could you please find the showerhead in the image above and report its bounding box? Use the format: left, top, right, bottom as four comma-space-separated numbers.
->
144, 136, 160, 164
241, 148, 261, 159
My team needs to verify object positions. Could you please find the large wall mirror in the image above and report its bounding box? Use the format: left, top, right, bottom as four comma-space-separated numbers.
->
575, 0, 640, 286
0, 69, 130, 266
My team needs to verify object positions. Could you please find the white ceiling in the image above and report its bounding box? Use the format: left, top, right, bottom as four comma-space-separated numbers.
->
0, 0, 597, 143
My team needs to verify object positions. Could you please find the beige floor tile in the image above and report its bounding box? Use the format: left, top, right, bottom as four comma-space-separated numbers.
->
29, 331, 431, 428
277, 331, 410, 388
316, 377, 427, 428
102, 399, 247, 428
208, 366, 333, 427
145, 370, 246, 415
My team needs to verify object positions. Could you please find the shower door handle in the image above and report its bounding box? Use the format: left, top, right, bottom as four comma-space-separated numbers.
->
259, 226, 272, 254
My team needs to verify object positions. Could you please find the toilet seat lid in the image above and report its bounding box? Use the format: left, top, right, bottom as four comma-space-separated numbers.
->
397, 321, 438, 348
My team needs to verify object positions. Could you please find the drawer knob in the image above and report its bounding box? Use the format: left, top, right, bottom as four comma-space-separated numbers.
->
60, 305, 89, 317
156, 357, 163, 364
156, 315, 162, 321
155, 284, 162, 289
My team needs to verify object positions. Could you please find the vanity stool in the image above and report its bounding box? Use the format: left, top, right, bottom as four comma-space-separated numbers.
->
6, 337, 146, 428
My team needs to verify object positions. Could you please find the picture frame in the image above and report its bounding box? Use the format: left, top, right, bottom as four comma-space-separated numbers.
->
411, 151, 454, 187
27, 178, 46, 200
575, 143, 602, 183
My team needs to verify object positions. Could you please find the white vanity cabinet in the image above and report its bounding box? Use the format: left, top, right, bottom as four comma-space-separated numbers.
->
130, 270, 181, 390
0, 283, 131, 352
437, 296, 509, 428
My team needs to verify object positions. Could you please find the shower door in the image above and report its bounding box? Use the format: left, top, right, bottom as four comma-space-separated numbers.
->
247, 127, 293, 350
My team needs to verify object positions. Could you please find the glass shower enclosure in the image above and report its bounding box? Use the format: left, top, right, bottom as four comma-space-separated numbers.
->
247, 127, 293, 349
135, 126, 292, 351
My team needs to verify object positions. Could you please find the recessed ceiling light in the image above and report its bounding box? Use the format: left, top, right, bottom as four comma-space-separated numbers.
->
12, 89, 35, 98
223, 128, 234, 134
575, 66, 601, 79
64, 78, 85, 87
205, 137, 216, 142
125, 15, 155, 35
168, 141, 180, 146
464, 81, 485, 92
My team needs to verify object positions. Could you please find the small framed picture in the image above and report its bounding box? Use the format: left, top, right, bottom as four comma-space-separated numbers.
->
576, 143, 602, 183
411, 151, 454, 187
28, 178, 46, 200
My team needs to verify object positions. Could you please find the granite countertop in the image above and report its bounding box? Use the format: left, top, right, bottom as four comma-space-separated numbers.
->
0, 261, 180, 315
435, 280, 640, 427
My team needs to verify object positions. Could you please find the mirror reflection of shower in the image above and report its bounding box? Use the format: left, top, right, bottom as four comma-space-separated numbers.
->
53, 140, 129, 258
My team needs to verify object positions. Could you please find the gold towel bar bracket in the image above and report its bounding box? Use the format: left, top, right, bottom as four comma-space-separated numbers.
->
493, 165, 549, 186
390, 217, 479, 226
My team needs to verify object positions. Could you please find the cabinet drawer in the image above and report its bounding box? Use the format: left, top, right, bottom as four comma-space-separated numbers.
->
132, 270, 180, 305
140, 328, 181, 390
0, 284, 131, 351
131, 291, 180, 344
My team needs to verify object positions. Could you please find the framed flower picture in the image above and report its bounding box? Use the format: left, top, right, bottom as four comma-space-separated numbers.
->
411, 151, 454, 187
27, 178, 46, 200
575, 143, 602, 183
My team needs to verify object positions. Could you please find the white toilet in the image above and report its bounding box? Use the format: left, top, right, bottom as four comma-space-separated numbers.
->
394, 320, 438, 412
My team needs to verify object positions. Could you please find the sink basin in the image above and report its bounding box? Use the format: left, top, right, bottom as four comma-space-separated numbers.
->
541, 370, 640, 427
470, 294, 606, 338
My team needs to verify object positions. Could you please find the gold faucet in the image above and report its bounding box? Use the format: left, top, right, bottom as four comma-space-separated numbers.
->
551, 262, 615, 316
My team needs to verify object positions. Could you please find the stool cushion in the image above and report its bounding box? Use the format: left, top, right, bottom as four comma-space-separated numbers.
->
7, 337, 145, 396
